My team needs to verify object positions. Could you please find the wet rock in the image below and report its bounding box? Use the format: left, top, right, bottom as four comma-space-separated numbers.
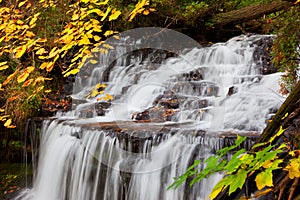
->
78, 101, 112, 118
79, 109, 94, 118
153, 90, 179, 109
132, 107, 175, 122
132, 110, 151, 121
227, 86, 238, 96
182, 69, 204, 81
252, 36, 277, 75
95, 102, 111, 116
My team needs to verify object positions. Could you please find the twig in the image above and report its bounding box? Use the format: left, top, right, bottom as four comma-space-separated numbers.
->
288, 177, 299, 200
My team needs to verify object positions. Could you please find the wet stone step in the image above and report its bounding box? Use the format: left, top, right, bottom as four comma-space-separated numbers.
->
169, 81, 219, 97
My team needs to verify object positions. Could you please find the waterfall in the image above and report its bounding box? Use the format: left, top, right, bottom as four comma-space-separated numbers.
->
15, 32, 284, 200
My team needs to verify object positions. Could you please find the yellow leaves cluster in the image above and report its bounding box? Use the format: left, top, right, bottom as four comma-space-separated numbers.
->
0, 61, 9, 71
284, 157, 300, 179
0, 113, 16, 129
129, 0, 156, 22
17, 66, 35, 83
3, 118, 16, 129
0, 0, 152, 128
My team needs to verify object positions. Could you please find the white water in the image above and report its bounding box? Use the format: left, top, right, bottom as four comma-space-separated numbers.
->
16, 34, 285, 200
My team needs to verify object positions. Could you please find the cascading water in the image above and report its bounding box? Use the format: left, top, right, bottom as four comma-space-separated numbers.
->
15, 30, 285, 200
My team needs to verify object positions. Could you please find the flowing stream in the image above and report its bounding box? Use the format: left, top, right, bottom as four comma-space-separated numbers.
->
16, 33, 284, 200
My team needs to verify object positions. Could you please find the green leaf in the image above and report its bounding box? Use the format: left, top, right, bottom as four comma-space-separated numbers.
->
217, 135, 246, 156
224, 149, 245, 174
229, 169, 247, 195
251, 141, 268, 150
269, 126, 285, 143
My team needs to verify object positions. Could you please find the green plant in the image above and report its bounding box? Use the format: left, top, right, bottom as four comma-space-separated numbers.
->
271, 6, 300, 94
169, 126, 300, 199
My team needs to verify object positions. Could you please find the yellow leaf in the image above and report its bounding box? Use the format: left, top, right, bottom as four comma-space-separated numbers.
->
17, 72, 30, 83
104, 94, 113, 101
35, 86, 44, 93
113, 35, 120, 40
129, 12, 137, 22
262, 160, 273, 168
0, 65, 9, 71
78, 35, 90, 46
0, 115, 10, 121
48, 47, 59, 58
87, 8, 104, 16
93, 26, 102, 32
36, 48, 47, 55
101, 6, 111, 21
17, 20, 24, 25
22, 79, 33, 87
18, 0, 27, 7
4, 119, 12, 127
71, 13, 80, 21
29, 13, 40, 27
46, 62, 55, 72
15, 45, 27, 58
103, 43, 114, 49
104, 30, 114, 37
3, 70, 19, 85
209, 177, 231, 200
63, 68, 80, 77
25, 66, 35, 73
284, 160, 300, 179
26, 2, 32, 9
44, 89, 51, 93
36, 38, 47, 43
0, 36, 5, 43
0, 108, 4, 112
143, 9, 150, 15
87, 32, 93, 38
96, 83, 106, 89
94, 35, 101, 41
39, 62, 49, 70
25, 31, 35, 38
109, 9, 121, 21
90, 59, 98, 64
90, 89, 99, 97
33, 76, 51, 85
59, 34, 74, 44
255, 171, 273, 190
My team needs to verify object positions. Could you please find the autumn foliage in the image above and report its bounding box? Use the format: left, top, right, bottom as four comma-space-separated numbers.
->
0, 0, 154, 128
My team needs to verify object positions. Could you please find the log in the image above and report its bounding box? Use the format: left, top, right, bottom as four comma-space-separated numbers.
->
212, 1, 292, 27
